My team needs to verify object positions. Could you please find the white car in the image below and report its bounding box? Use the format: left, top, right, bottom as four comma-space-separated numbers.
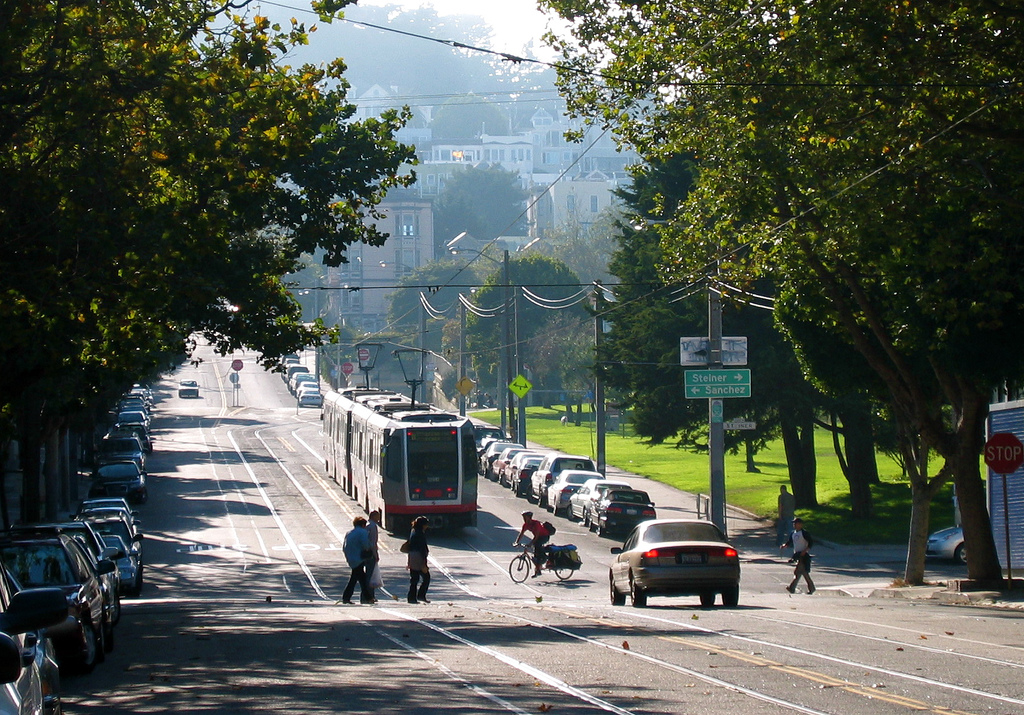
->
568, 478, 632, 526
546, 469, 603, 516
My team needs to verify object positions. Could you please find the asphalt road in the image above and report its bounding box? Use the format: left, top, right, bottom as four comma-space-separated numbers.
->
59, 346, 1024, 715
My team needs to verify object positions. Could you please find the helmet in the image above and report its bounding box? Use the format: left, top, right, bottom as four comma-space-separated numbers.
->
521, 510, 533, 518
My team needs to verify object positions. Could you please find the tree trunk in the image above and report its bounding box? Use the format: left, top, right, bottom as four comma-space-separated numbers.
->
780, 410, 817, 507
19, 430, 40, 524
744, 438, 760, 473
834, 401, 878, 518
44, 429, 60, 521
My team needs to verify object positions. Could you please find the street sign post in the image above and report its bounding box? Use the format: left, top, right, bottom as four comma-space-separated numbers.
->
984, 431, 1023, 588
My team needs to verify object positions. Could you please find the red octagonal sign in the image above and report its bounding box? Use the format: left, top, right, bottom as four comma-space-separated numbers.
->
984, 432, 1024, 474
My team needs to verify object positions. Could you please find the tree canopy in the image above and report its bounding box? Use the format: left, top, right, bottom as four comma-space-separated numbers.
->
541, 0, 1024, 581
0, 0, 414, 504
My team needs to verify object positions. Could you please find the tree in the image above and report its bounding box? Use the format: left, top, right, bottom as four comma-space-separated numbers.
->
542, 0, 1024, 582
432, 165, 528, 255
0, 0, 415, 519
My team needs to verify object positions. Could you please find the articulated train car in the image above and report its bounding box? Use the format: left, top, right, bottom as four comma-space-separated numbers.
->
323, 388, 478, 533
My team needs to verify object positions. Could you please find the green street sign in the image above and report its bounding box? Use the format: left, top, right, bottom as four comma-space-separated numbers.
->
508, 374, 532, 398
685, 369, 751, 399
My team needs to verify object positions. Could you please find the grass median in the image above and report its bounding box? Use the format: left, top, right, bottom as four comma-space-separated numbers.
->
475, 405, 959, 545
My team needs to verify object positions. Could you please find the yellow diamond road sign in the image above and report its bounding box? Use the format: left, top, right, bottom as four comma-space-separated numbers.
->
456, 376, 476, 396
508, 375, 532, 398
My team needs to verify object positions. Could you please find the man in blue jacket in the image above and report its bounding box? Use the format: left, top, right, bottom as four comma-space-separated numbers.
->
342, 516, 374, 604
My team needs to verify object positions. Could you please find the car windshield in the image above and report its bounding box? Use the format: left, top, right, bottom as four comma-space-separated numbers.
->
96, 463, 140, 479
523, 457, 543, 467
101, 439, 140, 453
0, 543, 76, 587
607, 490, 649, 504
646, 522, 724, 544
565, 473, 596, 484
90, 521, 131, 543
555, 459, 595, 471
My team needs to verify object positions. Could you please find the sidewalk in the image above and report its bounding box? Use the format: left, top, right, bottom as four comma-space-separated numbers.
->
600, 458, 1024, 611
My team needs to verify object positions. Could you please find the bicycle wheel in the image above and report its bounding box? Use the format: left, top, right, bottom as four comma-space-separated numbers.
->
509, 553, 532, 583
552, 562, 574, 581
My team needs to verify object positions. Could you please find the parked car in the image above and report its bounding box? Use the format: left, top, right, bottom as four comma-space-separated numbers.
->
297, 391, 323, 408
89, 461, 148, 504
568, 479, 632, 525
114, 409, 150, 432
926, 525, 966, 564
545, 469, 603, 516
494, 447, 532, 488
0, 534, 115, 672
511, 454, 545, 498
117, 396, 150, 417
177, 379, 200, 398
472, 424, 508, 454
591, 489, 657, 537
0, 573, 67, 715
97, 535, 140, 597
79, 515, 143, 595
530, 453, 598, 506
609, 519, 741, 608
75, 497, 137, 520
8, 522, 122, 630
107, 423, 153, 452
290, 372, 318, 394
95, 435, 146, 472
480, 441, 522, 480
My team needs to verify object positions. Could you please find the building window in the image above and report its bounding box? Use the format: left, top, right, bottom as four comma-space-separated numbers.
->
399, 213, 418, 237
566, 194, 576, 213
590, 195, 599, 213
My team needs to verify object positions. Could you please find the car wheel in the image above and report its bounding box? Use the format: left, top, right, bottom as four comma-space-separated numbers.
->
594, 520, 603, 537
78, 619, 100, 674
629, 574, 647, 608
609, 572, 626, 606
102, 613, 115, 653
954, 543, 967, 564
108, 590, 121, 626
699, 591, 716, 607
722, 584, 740, 607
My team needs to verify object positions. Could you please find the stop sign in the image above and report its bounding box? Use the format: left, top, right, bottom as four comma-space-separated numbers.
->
341, 362, 354, 375
984, 432, 1024, 474
231, 359, 243, 371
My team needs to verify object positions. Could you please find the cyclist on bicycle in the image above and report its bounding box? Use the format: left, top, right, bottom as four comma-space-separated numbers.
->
513, 510, 551, 577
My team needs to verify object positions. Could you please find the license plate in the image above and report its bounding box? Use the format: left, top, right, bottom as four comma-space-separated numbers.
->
678, 553, 704, 564
625, 508, 637, 515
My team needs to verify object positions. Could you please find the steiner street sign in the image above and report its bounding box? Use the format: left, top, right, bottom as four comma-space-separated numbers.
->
684, 369, 751, 399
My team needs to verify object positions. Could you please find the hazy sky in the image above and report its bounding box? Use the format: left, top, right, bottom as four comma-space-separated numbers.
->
352, 0, 554, 56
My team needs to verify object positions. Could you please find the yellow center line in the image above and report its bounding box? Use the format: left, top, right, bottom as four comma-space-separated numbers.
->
538, 605, 975, 715
277, 436, 295, 452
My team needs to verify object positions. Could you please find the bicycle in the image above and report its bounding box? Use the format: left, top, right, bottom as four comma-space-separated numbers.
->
508, 543, 577, 583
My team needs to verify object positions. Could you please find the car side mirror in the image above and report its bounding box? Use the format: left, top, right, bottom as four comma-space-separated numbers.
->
610, 547, 623, 555
133, 533, 144, 541
0, 633, 22, 684
95, 560, 116, 576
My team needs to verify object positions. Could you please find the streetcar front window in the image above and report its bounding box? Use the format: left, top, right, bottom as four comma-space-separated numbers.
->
407, 428, 459, 500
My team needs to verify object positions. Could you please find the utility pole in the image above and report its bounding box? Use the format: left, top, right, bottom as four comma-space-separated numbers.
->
458, 299, 467, 417
503, 250, 515, 441
708, 284, 727, 536
514, 285, 527, 446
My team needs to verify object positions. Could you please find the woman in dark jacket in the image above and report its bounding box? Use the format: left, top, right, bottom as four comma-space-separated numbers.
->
406, 516, 430, 603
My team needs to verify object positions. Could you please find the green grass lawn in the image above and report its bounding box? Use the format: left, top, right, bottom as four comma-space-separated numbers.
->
476, 405, 958, 545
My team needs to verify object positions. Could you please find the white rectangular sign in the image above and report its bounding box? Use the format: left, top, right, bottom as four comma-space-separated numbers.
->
680, 337, 748, 366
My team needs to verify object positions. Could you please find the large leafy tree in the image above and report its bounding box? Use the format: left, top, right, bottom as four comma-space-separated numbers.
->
432, 165, 528, 255
0, 0, 414, 518
542, 0, 1024, 582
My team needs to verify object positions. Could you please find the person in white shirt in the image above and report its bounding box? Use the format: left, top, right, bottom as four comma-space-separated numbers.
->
780, 517, 815, 594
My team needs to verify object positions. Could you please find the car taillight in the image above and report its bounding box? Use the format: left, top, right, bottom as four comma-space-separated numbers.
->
606, 505, 623, 514
724, 547, 738, 559
642, 508, 657, 518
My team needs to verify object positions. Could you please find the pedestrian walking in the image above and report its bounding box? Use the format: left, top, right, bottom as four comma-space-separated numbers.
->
342, 516, 374, 604
777, 485, 796, 546
780, 517, 815, 594
365, 509, 382, 599
406, 516, 431, 603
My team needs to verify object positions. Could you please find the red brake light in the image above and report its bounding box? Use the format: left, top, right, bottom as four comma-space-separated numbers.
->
724, 547, 738, 558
